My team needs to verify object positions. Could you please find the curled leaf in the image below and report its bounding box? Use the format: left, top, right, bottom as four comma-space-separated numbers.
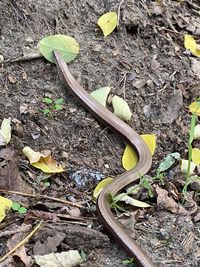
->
93, 177, 113, 200
112, 96, 132, 121
157, 152, 180, 173
39, 34, 80, 63
23, 146, 64, 173
0, 118, 11, 146
97, 12, 117, 37
90, 86, 111, 107
180, 159, 196, 175
114, 193, 151, 208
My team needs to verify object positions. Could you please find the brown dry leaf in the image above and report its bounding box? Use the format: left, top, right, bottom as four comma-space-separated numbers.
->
25, 210, 60, 223
155, 185, 195, 215
0, 148, 19, 190
7, 228, 33, 266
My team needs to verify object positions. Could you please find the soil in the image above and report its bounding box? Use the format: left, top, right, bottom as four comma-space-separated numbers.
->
0, 0, 200, 267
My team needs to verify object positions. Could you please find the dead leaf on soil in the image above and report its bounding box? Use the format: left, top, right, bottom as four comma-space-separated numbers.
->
0, 118, 11, 146
155, 185, 196, 215
34, 250, 83, 267
23, 146, 64, 173
25, 210, 60, 223
7, 230, 33, 266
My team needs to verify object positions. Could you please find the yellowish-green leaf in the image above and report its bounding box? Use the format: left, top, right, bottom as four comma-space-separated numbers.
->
23, 146, 64, 173
97, 12, 117, 37
194, 124, 200, 140
39, 34, 80, 63
0, 118, 11, 145
192, 148, 200, 165
141, 134, 156, 155
93, 177, 113, 200
180, 159, 196, 174
184, 34, 200, 57
189, 101, 200, 116
0, 196, 13, 223
90, 86, 111, 107
122, 134, 156, 171
114, 193, 151, 208
112, 95, 132, 121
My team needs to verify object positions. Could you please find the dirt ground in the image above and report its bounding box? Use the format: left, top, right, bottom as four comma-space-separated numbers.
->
0, 0, 200, 266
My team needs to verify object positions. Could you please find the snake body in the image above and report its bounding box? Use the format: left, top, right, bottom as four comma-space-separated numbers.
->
53, 51, 155, 267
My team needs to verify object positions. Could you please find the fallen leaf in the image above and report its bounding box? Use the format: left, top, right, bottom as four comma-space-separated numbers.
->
97, 12, 117, 37
157, 152, 180, 173
184, 34, 200, 57
194, 124, 200, 140
0, 196, 13, 222
39, 35, 80, 63
7, 230, 33, 266
188, 101, 200, 116
180, 159, 196, 174
0, 118, 11, 146
112, 95, 132, 121
192, 148, 200, 165
23, 146, 64, 173
122, 135, 156, 171
90, 86, 111, 107
122, 144, 138, 171
141, 134, 156, 155
34, 250, 83, 267
114, 193, 151, 208
93, 177, 113, 200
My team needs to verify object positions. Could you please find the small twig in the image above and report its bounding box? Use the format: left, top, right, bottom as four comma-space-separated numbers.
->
0, 189, 83, 208
0, 51, 42, 64
0, 220, 43, 263
117, 0, 125, 26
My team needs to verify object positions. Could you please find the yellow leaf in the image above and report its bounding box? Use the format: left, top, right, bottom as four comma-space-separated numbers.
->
93, 177, 113, 200
115, 193, 151, 208
194, 124, 200, 140
0, 196, 13, 223
90, 86, 111, 107
23, 146, 64, 173
192, 148, 200, 165
112, 95, 132, 121
141, 134, 156, 155
184, 34, 200, 57
97, 12, 117, 37
122, 144, 138, 171
188, 101, 200, 116
122, 134, 156, 171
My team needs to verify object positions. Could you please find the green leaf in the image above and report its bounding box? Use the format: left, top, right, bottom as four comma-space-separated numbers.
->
43, 97, 53, 104
55, 98, 64, 105
157, 152, 180, 173
54, 104, 63, 110
90, 86, 111, 107
114, 193, 151, 208
112, 96, 132, 121
43, 108, 50, 115
18, 207, 27, 214
97, 12, 118, 37
12, 202, 21, 211
39, 34, 80, 63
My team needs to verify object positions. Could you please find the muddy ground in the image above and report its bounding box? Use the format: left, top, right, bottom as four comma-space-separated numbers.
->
0, 0, 200, 266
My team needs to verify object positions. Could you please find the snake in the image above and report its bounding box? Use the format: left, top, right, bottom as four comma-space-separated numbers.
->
53, 50, 156, 267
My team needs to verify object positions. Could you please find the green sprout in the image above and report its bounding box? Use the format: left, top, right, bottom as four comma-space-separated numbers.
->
183, 99, 200, 193
43, 97, 64, 115
121, 257, 134, 265
12, 202, 27, 214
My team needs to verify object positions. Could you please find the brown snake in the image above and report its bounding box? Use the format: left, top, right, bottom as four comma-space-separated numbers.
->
53, 51, 155, 267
